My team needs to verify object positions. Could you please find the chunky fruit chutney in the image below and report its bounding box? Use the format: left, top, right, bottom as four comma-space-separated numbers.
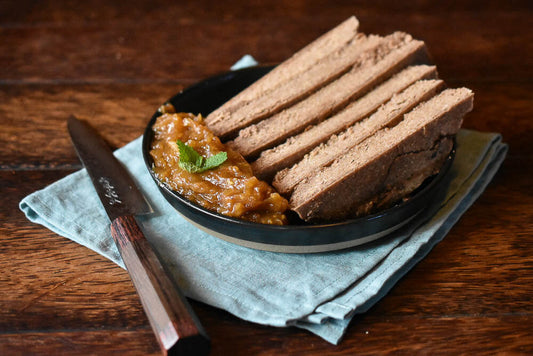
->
150, 112, 289, 225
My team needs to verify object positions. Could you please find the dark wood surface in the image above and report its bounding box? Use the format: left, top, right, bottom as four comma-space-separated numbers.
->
1, 1, 532, 354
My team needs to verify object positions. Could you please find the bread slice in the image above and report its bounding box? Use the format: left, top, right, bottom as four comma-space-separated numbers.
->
273, 78, 446, 195
289, 88, 474, 222
205, 17, 359, 130
205, 17, 365, 139
228, 32, 429, 158
251, 65, 438, 181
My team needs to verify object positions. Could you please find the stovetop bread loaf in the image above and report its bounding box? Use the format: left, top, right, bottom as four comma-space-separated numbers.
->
205, 16, 474, 222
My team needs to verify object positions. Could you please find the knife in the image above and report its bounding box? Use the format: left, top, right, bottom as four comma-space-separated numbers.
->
67, 115, 210, 356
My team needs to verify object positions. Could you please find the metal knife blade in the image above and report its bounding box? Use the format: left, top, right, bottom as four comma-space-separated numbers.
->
67, 115, 152, 220
67, 115, 210, 355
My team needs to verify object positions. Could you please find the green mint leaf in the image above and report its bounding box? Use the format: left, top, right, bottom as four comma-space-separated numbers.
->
204, 151, 228, 170
176, 140, 227, 173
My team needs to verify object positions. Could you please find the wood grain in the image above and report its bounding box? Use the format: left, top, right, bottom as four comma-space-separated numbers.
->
1, 1, 531, 354
0, 83, 177, 168
0, 3, 531, 83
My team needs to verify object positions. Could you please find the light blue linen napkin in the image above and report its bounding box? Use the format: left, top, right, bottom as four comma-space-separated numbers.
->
19, 58, 508, 344
19, 128, 507, 344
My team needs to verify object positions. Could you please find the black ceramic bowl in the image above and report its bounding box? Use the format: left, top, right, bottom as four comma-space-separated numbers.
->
142, 66, 454, 253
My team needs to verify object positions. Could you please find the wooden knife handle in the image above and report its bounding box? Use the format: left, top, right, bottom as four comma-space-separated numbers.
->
110, 215, 210, 356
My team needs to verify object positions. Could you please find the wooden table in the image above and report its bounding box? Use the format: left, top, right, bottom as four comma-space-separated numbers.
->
1, 1, 531, 354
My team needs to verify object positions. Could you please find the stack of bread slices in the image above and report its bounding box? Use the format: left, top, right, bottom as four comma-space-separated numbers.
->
204, 16, 474, 222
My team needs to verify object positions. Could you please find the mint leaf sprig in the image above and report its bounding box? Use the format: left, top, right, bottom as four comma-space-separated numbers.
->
176, 140, 227, 173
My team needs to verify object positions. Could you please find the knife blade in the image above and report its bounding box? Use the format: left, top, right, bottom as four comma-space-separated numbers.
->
67, 115, 210, 356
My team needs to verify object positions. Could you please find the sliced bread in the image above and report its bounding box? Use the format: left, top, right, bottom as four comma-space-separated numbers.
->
205, 16, 360, 134
228, 32, 429, 158
205, 19, 367, 139
251, 64, 438, 180
290, 88, 474, 222
273, 78, 446, 195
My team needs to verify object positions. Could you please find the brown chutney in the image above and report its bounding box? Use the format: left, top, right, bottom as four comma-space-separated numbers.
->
150, 112, 289, 225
